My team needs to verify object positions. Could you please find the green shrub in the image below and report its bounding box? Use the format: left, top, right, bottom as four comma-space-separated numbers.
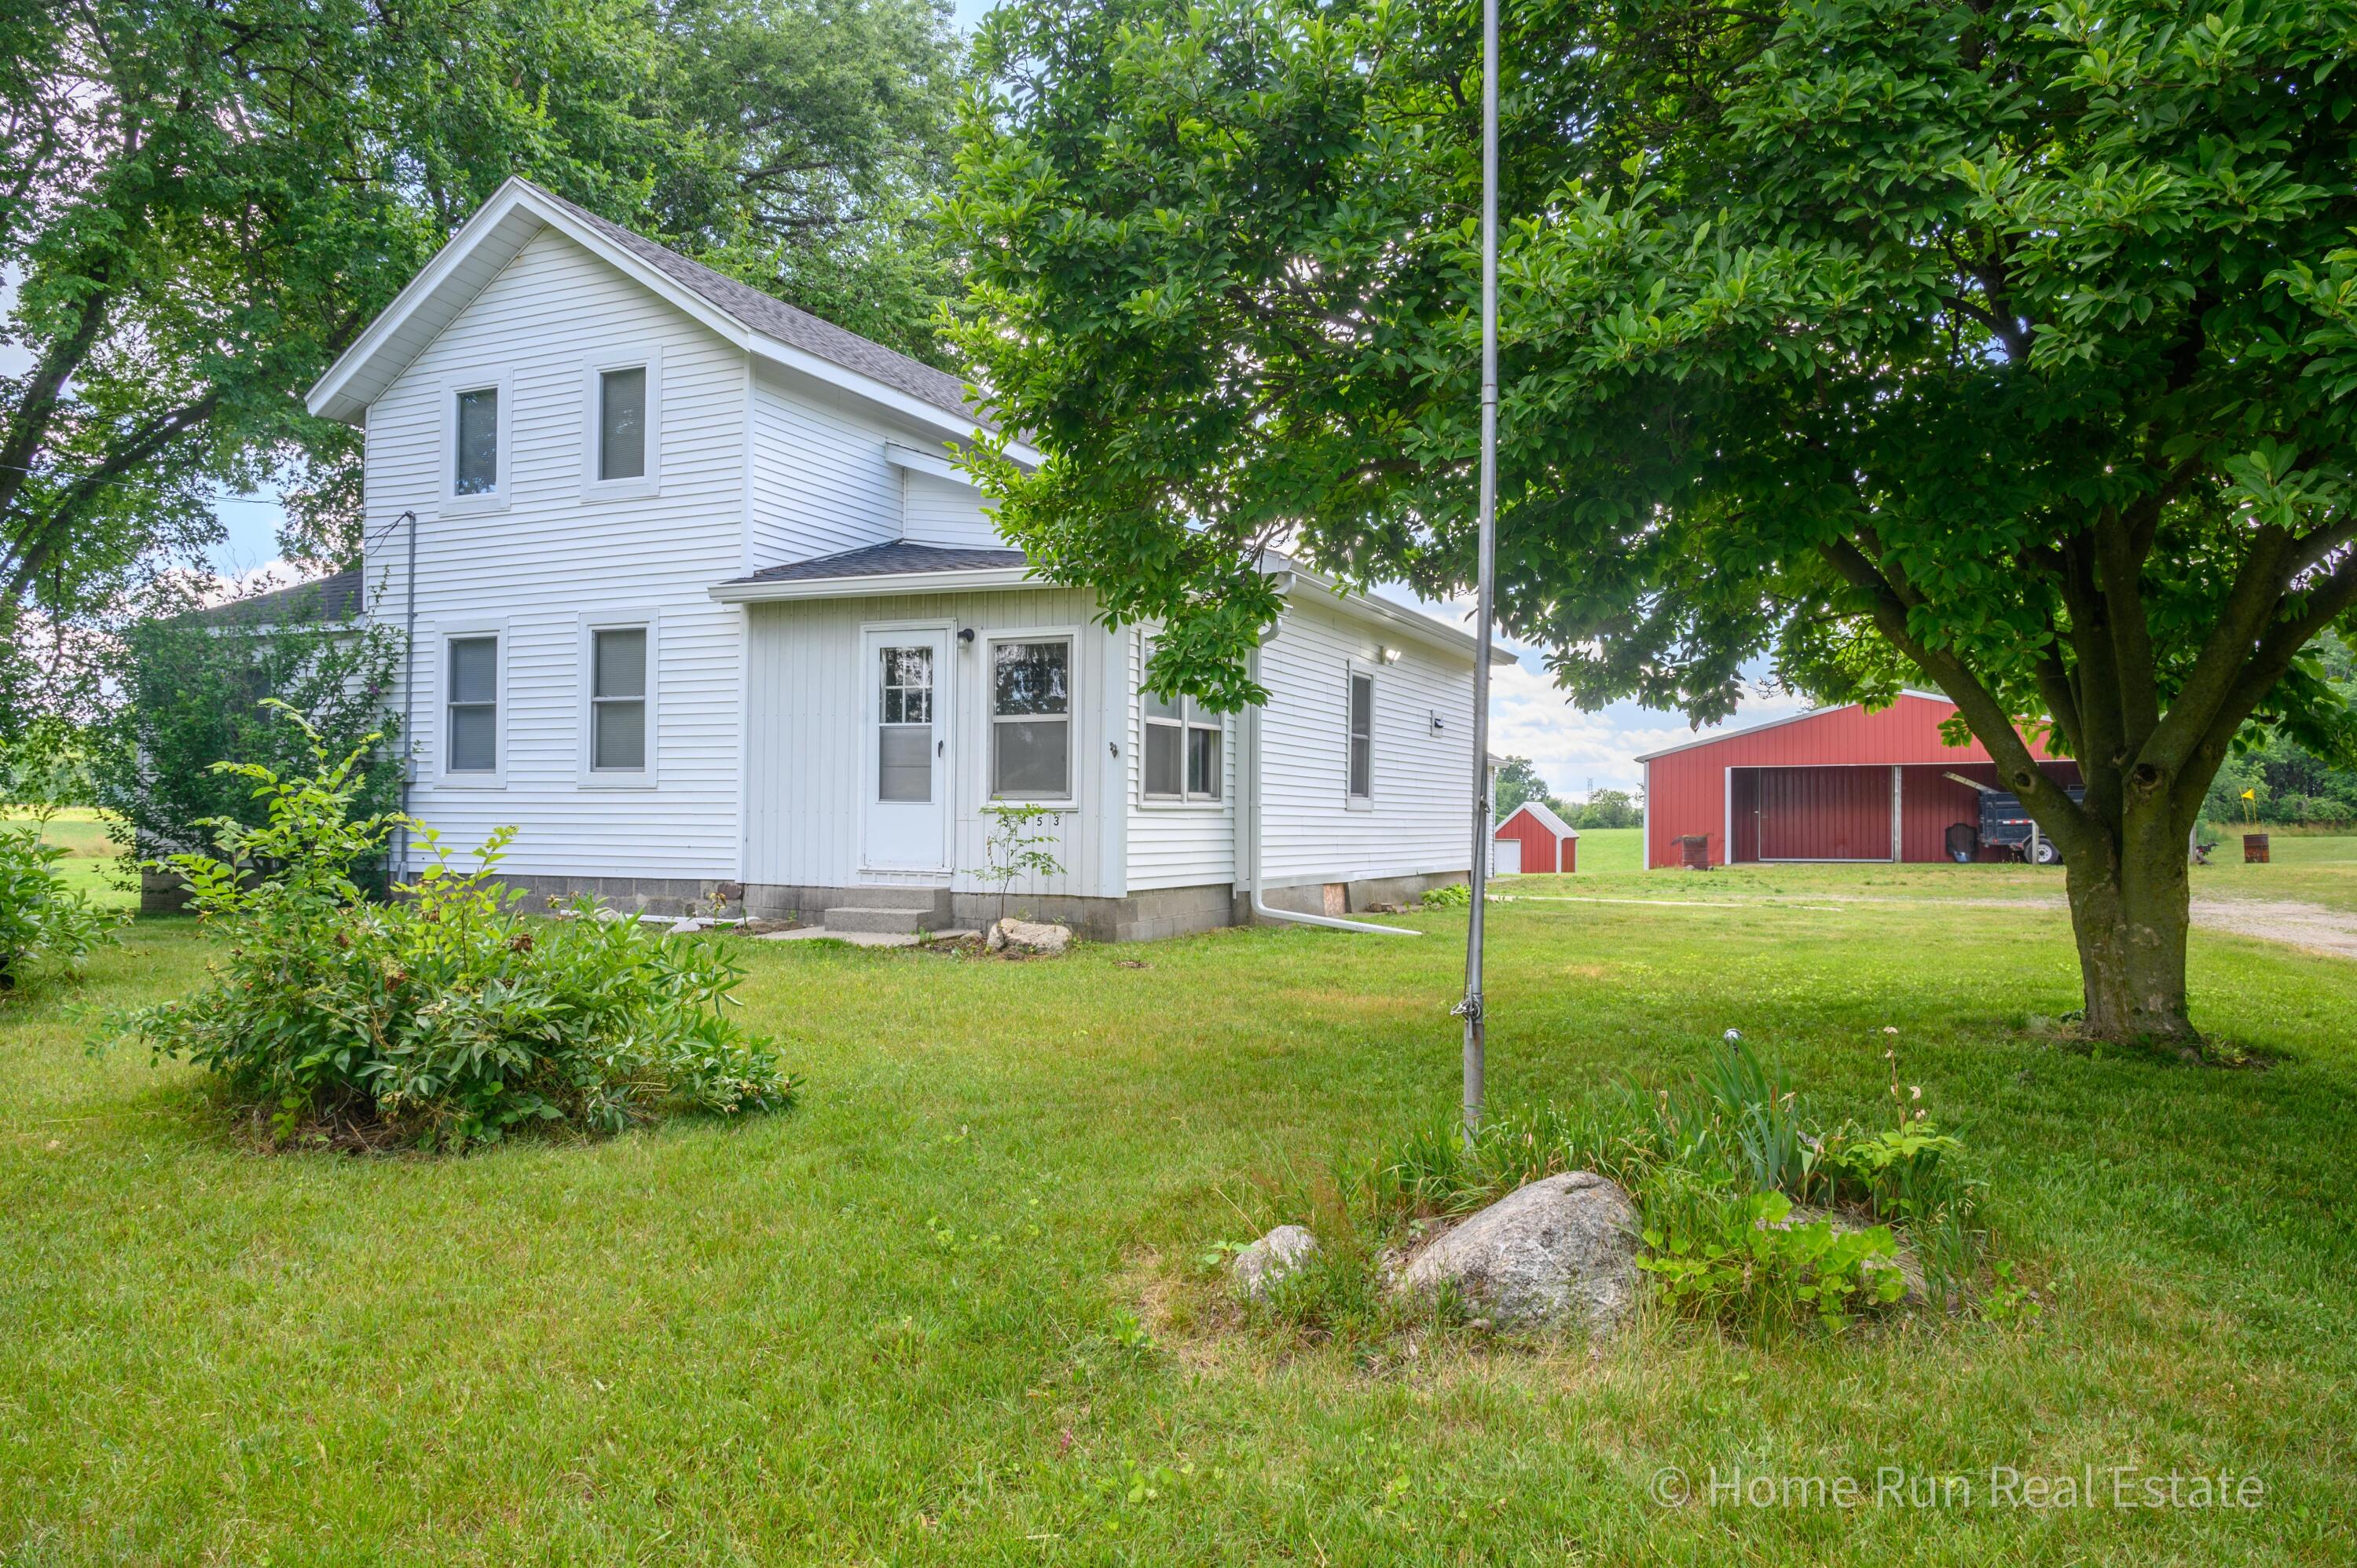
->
135, 709, 793, 1149
1637, 1172, 1906, 1336
1417, 881, 1472, 908
1346, 1031, 1991, 1335
0, 817, 118, 991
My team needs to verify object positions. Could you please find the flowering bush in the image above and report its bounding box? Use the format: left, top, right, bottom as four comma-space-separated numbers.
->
136, 709, 793, 1149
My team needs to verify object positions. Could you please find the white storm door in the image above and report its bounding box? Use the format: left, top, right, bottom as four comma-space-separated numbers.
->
862, 628, 950, 871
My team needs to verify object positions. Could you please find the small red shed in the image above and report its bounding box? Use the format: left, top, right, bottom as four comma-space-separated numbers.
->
1494, 800, 1578, 874
1637, 692, 2079, 869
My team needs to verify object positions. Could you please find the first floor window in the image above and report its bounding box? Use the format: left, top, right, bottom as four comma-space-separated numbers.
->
448, 635, 498, 772
591, 626, 647, 771
1347, 670, 1373, 799
1142, 654, 1222, 801
454, 387, 499, 495
992, 637, 1071, 797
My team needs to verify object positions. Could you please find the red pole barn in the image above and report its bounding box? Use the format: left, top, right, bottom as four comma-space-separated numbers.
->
1637, 692, 2079, 870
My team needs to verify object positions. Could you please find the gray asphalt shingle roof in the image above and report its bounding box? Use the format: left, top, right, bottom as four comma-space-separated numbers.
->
187, 567, 365, 626
728, 541, 1031, 586
526, 182, 991, 432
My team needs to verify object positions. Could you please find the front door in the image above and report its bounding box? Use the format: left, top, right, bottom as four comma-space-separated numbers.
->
861, 627, 950, 872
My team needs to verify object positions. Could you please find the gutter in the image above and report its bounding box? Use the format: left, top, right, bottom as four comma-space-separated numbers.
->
709, 567, 1046, 604
1241, 641, 1417, 938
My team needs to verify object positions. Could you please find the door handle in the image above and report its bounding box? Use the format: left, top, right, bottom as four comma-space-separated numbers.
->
937, 739, 944, 757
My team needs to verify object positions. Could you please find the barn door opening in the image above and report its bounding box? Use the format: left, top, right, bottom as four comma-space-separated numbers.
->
1756, 766, 1896, 862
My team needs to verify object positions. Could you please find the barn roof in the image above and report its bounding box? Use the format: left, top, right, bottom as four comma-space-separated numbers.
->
1633, 692, 1955, 762
1498, 800, 1578, 838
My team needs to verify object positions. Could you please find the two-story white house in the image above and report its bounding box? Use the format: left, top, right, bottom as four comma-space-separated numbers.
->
299, 178, 1505, 940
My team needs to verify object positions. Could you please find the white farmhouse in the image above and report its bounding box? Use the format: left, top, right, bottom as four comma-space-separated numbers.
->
299, 178, 1505, 940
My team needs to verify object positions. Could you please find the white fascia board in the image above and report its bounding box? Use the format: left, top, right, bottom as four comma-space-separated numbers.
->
1273, 571, 1516, 667
883, 441, 977, 486
709, 568, 1046, 604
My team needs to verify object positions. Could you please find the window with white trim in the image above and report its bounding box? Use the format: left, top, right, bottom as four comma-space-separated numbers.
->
992, 637, 1072, 798
453, 387, 499, 495
590, 626, 647, 771
1142, 654, 1221, 802
596, 367, 647, 482
446, 634, 499, 773
1347, 670, 1374, 800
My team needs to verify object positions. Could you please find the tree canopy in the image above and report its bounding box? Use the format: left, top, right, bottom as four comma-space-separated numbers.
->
0, 0, 963, 727
950, 0, 2357, 1042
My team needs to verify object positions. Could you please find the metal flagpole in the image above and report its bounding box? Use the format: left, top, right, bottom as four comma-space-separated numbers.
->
1459, 0, 1501, 1140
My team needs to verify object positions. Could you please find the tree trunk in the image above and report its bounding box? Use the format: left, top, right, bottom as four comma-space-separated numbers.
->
2062, 792, 2198, 1049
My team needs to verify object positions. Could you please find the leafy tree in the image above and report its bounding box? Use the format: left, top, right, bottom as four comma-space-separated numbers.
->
1576, 789, 1640, 832
87, 580, 405, 888
1491, 757, 1563, 821
0, 0, 965, 729
951, 0, 2357, 1046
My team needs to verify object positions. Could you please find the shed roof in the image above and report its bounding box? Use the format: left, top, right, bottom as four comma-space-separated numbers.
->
185, 567, 365, 627
1498, 800, 1578, 839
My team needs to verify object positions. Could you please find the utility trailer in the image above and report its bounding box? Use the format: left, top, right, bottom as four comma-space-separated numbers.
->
1942, 772, 2084, 863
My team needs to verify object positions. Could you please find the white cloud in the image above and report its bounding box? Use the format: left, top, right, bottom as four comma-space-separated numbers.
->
1369, 580, 1809, 800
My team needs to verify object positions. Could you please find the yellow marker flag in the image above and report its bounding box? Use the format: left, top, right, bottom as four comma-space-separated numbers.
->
2242, 789, 2256, 800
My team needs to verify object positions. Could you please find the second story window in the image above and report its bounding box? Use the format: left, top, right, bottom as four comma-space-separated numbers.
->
454, 387, 499, 495
583, 354, 661, 498
598, 367, 646, 481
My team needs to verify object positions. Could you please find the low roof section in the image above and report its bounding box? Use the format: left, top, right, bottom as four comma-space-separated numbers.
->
709, 544, 1516, 669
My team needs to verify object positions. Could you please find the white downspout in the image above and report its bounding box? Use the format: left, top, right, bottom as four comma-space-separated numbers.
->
1243, 641, 1417, 937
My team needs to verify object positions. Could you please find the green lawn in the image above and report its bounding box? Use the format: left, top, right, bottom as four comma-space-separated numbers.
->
2, 808, 134, 908
3, 866, 2353, 1563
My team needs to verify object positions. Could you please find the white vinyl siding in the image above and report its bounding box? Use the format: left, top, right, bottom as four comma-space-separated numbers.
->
749, 368, 905, 566
1124, 628, 1236, 891
742, 590, 1122, 899
900, 469, 1003, 549
360, 225, 743, 879
1255, 599, 1477, 888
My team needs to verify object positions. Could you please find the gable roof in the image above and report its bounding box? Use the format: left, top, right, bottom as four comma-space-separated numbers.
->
1498, 799, 1577, 839
306, 178, 1025, 456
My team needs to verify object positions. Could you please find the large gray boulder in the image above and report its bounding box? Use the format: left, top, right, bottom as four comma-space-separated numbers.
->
1231, 1225, 1321, 1299
1398, 1172, 1640, 1333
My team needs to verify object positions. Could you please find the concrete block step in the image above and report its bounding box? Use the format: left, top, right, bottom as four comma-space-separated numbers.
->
822, 905, 932, 934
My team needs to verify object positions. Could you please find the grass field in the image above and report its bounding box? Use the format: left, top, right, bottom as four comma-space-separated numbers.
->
1, 809, 133, 907
3, 859, 2353, 1563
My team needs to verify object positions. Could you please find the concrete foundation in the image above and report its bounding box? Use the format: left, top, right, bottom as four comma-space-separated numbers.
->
203, 866, 1474, 942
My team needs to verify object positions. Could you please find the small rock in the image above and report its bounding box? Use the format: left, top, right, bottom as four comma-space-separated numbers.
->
988, 918, 1072, 955
1397, 1171, 1640, 1334
1232, 1225, 1320, 1299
